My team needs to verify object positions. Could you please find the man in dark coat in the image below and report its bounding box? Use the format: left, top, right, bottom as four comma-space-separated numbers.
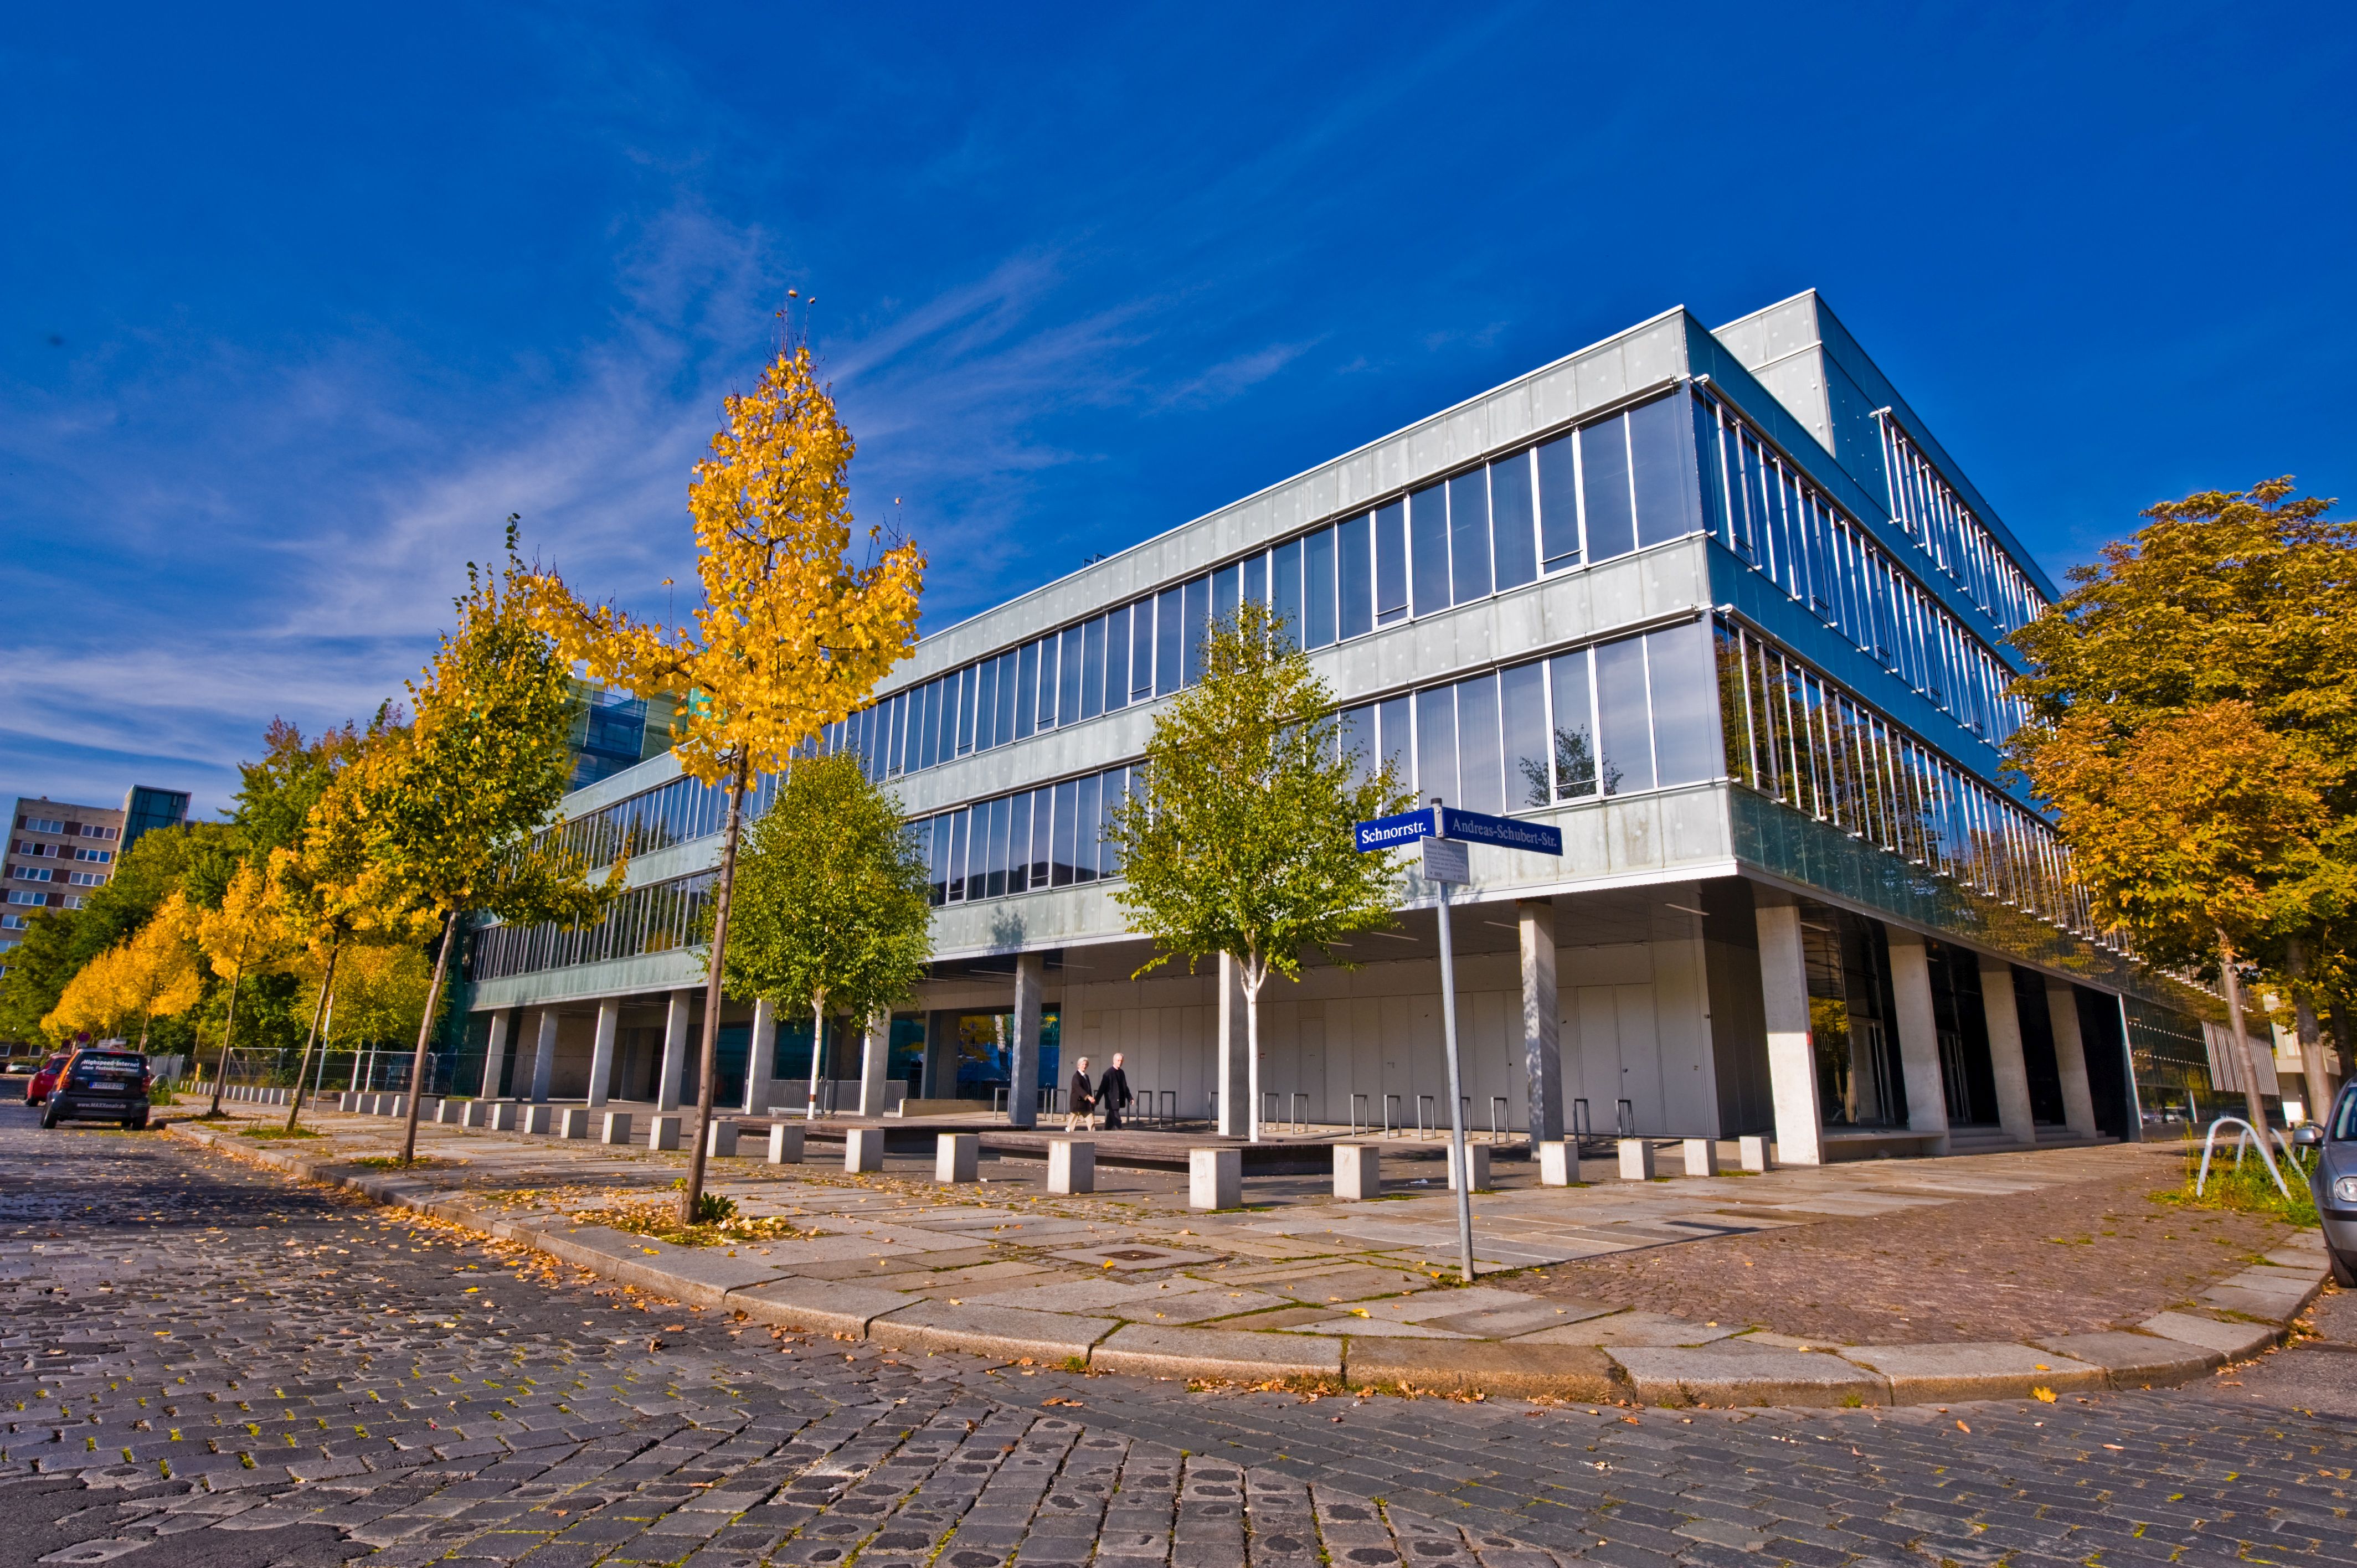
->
1097, 1053, 1133, 1131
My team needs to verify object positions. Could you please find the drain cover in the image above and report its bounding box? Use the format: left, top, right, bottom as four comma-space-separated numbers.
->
1100, 1248, 1168, 1262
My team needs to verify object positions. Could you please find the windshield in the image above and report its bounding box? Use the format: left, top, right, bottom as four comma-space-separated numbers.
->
2333, 1087, 2357, 1142
66, 1055, 144, 1089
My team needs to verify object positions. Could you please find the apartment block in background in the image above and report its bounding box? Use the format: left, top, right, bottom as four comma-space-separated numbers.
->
3, 795, 127, 964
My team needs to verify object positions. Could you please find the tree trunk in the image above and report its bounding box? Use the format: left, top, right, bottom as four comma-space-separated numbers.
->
2285, 935, 2333, 1118
806, 993, 827, 1121
679, 755, 749, 1227
285, 941, 341, 1133
2331, 1003, 2354, 1095
205, 932, 251, 1116
398, 909, 460, 1164
2215, 928, 2269, 1127
1242, 957, 1264, 1144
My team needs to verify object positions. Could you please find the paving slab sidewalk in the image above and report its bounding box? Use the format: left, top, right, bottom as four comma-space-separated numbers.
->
166, 1106, 2330, 1409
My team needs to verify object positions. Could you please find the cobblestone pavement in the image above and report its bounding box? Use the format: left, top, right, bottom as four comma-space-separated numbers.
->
3, 1108, 2353, 1568
1520, 1146, 2292, 1343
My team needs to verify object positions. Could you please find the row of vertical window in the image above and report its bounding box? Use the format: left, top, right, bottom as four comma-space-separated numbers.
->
538, 770, 784, 869
914, 766, 1137, 908
1876, 416, 2047, 637
1695, 394, 2027, 747
907, 618, 1725, 913
817, 393, 1705, 787
1713, 620, 2105, 946
468, 871, 716, 983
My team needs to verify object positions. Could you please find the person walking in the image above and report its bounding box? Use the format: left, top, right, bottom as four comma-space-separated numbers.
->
1097, 1053, 1133, 1131
1066, 1057, 1095, 1131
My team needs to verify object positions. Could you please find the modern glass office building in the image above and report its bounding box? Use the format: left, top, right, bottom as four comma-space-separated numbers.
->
454, 291, 2240, 1160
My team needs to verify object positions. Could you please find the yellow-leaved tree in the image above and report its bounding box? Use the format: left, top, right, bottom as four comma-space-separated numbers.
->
187, 864, 305, 1112
41, 895, 204, 1048
528, 331, 924, 1223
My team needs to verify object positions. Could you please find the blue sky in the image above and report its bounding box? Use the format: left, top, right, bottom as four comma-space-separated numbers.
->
4, 3, 2351, 819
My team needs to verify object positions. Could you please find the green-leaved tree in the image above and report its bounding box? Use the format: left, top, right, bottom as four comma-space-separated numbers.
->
1105, 601, 1412, 1141
712, 752, 932, 1117
362, 529, 621, 1162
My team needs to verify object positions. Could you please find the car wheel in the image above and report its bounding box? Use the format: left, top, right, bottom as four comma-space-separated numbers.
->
40, 1106, 60, 1130
2332, 1250, 2357, 1290
128, 1113, 148, 1131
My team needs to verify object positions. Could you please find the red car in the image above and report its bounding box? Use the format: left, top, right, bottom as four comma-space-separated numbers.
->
24, 1052, 70, 1105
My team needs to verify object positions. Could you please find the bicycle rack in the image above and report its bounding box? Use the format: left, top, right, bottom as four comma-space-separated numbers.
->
1417, 1095, 1436, 1140
1290, 1092, 1310, 1133
1351, 1093, 1372, 1137
1159, 1090, 1176, 1127
1262, 1091, 1282, 1131
1490, 1096, 1510, 1144
1384, 1094, 1402, 1137
1616, 1099, 1635, 1137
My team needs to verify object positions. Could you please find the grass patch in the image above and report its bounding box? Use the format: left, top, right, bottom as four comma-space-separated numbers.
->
2161, 1148, 2319, 1227
563, 1193, 808, 1248
239, 1126, 325, 1141
349, 1154, 454, 1170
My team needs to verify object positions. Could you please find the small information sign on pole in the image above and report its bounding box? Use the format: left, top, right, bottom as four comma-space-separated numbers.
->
1352, 800, 1561, 1283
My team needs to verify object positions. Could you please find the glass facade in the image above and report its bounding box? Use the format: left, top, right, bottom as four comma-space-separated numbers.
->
469, 870, 714, 983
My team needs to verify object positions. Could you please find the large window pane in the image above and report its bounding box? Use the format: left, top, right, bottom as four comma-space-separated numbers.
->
1211, 563, 1239, 629
1536, 433, 1580, 569
1098, 767, 1127, 878
991, 652, 1016, 747
1646, 620, 1719, 786
936, 677, 960, 768
1006, 791, 1033, 892
1448, 470, 1492, 604
1454, 672, 1503, 814
1039, 633, 1063, 729
1629, 393, 1695, 548
1014, 643, 1039, 739
974, 658, 999, 751
1130, 599, 1155, 700
948, 811, 970, 901
1027, 787, 1054, 886
955, 667, 976, 755
1058, 626, 1084, 728
1338, 703, 1375, 787
1051, 779, 1079, 886
1154, 588, 1183, 697
928, 816, 951, 905
1080, 616, 1106, 721
1183, 575, 1210, 685
1582, 414, 1635, 561
1501, 660, 1550, 807
982, 796, 1010, 899
1072, 772, 1100, 881
1414, 685, 1457, 806
1410, 482, 1450, 617
1377, 695, 1411, 784
1336, 513, 1372, 640
916, 680, 940, 770
1595, 635, 1653, 794
1692, 397, 1729, 550
1303, 526, 1336, 649
1242, 551, 1266, 607
1270, 538, 1302, 647
1549, 648, 1597, 798
1103, 606, 1129, 713
1374, 501, 1408, 624
1491, 451, 1537, 590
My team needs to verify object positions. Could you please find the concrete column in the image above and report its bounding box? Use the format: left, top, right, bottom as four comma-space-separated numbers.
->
587, 998, 619, 1110
657, 991, 692, 1113
480, 1008, 513, 1100
1884, 927, 1950, 1153
1216, 951, 1250, 1137
1754, 894, 1824, 1166
1519, 898, 1564, 1146
857, 1010, 889, 1118
1008, 953, 1042, 1129
2046, 978, 2099, 1138
742, 998, 777, 1115
528, 1009, 558, 1103
1979, 957, 2037, 1146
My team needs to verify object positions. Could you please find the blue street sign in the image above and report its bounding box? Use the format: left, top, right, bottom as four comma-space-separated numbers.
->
1352, 806, 1563, 857
1437, 807, 1563, 857
1352, 810, 1434, 853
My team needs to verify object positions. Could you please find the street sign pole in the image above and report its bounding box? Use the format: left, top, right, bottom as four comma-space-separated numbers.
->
1427, 807, 1477, 1285
1355, 797, 1561, 1288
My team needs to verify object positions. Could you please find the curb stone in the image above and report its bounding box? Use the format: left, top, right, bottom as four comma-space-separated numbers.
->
164, 1120, 2330, 1409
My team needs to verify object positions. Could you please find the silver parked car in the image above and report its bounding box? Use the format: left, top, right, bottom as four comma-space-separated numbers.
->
2296, 1084, 2357, 1287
